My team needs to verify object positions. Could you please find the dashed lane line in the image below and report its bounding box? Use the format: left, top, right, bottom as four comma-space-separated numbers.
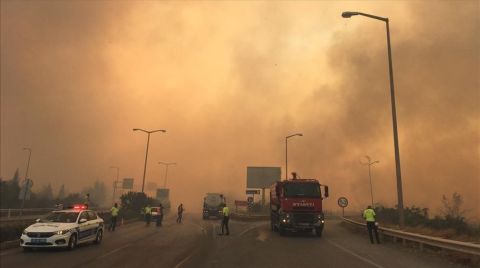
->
326, 239, 385, 268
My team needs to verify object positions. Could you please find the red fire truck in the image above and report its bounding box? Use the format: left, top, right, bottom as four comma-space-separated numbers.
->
270, 175, 329, 237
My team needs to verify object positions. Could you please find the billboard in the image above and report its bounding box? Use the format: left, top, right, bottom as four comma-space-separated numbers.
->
247, 167, 281, 188
122, 178, 134, 189
156, 188, 170, 199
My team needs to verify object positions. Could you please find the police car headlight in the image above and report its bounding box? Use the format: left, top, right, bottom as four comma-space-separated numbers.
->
55, 230, 70, 235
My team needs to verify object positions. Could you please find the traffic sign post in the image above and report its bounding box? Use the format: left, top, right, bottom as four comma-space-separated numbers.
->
337, 197, 348, 217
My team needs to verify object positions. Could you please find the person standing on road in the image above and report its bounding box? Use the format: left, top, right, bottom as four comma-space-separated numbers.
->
221, 204, 230, 235
109, 203, 120, 231
144, 205, 152, 226
363, 205, 380, 244
156, 203, 164, 227
177, 204, 184, 223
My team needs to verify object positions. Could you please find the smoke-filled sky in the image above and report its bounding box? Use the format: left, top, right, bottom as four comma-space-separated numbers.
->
1, 1, 478, 218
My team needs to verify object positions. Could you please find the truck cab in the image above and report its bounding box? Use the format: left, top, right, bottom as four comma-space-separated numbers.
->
270, 178, 329, 237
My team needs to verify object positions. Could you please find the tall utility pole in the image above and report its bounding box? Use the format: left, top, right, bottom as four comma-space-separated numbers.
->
342, 11, 405, 228
285, 133, 303, 180
21, 148, 32, 214
110, 166, 119, 203
361, 155, 380, 207
158, 162, 176, 188
133, 128, 166, 193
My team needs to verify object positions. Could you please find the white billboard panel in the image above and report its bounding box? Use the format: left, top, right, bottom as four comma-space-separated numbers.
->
247, 167, 281, 188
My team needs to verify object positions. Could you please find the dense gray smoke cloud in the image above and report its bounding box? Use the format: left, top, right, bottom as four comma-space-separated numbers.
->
1, 1, 478, 218
298, 1, 480, 216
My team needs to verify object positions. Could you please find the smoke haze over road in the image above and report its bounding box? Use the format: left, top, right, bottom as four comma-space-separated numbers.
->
1, 1, 478, 218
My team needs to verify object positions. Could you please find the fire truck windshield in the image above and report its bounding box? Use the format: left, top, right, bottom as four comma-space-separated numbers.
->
284, 183, 321, 198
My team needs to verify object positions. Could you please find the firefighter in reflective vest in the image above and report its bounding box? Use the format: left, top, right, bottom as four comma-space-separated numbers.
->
144, 205, 152, 226
109, 203, 119, 231
363, 205, 380, 244
221, 204, 230, 235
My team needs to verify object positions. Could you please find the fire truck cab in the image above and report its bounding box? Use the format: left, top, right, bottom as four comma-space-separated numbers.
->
270, 176, 329, 237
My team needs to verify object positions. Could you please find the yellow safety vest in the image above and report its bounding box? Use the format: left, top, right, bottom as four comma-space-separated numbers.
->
363, 208, 376, 222
223, 206, 230, 217
145, 207, 152, 214
111, 207, 119, 217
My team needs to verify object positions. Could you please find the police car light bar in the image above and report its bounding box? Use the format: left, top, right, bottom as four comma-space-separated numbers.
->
73, 204, 88, 210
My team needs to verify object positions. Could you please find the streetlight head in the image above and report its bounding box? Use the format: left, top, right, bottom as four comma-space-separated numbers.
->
133, 128, 139, 131
342, 11, 359, 18
298, 133, 303, 137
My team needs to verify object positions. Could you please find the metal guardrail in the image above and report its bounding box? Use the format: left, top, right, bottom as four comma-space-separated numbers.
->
0, 208, 53, 219
342, 217, 480, 257
0, 207, 110, 220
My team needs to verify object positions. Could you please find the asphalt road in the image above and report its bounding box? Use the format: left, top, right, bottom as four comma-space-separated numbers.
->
0, 213, 469, 268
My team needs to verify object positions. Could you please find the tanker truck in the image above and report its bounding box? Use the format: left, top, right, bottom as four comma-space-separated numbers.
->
203, 193, 226, 219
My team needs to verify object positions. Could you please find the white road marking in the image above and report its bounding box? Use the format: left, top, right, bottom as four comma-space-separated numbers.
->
174, 252, 195, 268
96, 243, 131, 259
326, 239, 385, 268
239, 222, 268, 237
256, 229, 269, 242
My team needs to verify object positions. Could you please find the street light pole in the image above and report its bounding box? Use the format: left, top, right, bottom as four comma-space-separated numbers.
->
342, 11, 405, 228
285, 133, 303, 180
110, 166, 119, 203
158, 162, 176, 188
133, 128, 166, 193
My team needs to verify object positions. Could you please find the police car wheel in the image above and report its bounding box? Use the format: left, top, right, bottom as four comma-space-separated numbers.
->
94, 230, 103, 244
68, 234, 77, 250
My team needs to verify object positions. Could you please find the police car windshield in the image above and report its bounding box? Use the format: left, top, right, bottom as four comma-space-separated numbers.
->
284, 183, 321, 198
43, 212, 79, 223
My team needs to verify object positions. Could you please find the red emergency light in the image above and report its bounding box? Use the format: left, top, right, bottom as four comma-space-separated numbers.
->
73, 204, 87, 210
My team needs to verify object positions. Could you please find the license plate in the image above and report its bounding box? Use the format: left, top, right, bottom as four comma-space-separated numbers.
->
31, 238, 46, 243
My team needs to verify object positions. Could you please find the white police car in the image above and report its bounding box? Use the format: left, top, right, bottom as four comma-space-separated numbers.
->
20, 205, 104, 251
